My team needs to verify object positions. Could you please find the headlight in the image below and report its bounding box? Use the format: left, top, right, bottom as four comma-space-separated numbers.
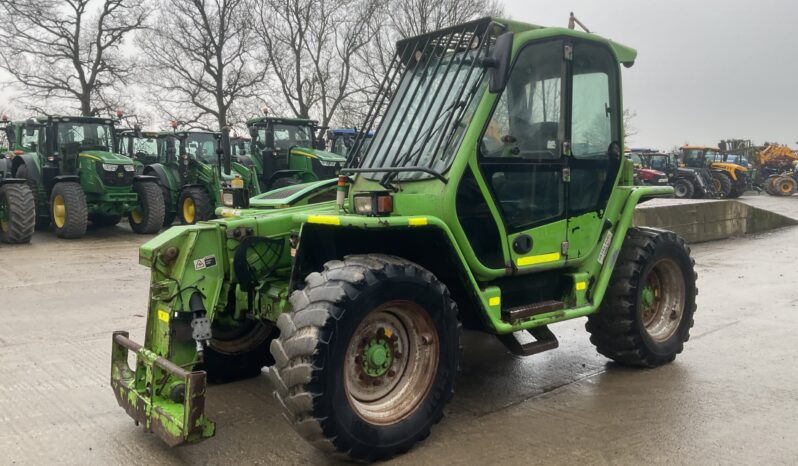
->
353, 192, 393, 216
102, 163, 117, 171
123, 164, 135, 172
222, 191, 234, 207
318, 160, 338, 167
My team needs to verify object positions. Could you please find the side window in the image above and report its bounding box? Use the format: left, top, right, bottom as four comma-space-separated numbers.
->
568, 42, 620, 214
478, 41, 565, 232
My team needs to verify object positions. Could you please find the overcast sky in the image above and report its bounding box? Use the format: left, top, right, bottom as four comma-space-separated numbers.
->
503, 0, 798, 149
1, 1, 795, 150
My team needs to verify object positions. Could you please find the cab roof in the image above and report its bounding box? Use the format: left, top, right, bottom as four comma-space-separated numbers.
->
247, 116, 318, 127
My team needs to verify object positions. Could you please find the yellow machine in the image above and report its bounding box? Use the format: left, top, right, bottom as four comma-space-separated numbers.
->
755, 144, 798, 196
679, 145, 749, 198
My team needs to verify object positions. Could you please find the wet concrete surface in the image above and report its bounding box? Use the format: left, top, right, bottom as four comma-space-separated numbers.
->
1, 194, 797, 465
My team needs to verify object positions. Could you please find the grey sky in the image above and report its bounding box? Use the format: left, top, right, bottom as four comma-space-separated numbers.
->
2, 1, 795, 150
502, 0, 798, 149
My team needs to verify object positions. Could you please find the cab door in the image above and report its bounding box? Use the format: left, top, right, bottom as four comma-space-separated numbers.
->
564, 41, 623, 261
477, 40, 568, 274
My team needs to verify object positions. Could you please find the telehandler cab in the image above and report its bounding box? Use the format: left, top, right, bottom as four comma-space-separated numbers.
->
245, 116, 346, 190
11, 116, 164, 238
111, 17, 698, 462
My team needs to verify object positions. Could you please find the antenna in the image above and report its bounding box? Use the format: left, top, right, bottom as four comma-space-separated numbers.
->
568, 12, 591, 33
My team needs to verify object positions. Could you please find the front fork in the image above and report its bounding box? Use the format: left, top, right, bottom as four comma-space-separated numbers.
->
111, 329, 215, 446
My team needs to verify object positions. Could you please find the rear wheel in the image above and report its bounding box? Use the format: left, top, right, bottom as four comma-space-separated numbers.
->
178, 186, 214, 225
50, 182, 87, 239
129, 182, 165, 234
672, 179, 694, 199
710, 172, 732, 198
0, 183, 35, 244
765, 176, 780, 195
774, 176, 797, 196
586, 227, 697, 367
200, 319, 277, 384
15, 164, 49, 229
269, 254, 461, 462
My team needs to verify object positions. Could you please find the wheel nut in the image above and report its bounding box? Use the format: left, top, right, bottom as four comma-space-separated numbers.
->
421, 333, 433, 345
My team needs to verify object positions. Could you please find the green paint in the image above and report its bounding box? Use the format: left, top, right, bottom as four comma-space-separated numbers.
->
112, 17, 681, 447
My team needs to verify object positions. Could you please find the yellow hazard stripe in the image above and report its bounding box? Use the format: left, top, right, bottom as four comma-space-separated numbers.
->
408, 217, 428, 226
157, 309, 170, 323
307, 215, 341, 225
516, 252, 561, 267
292, 149, 318, 159
79, 153, 102, 161
488, 296, 501, 307
575, 281, 587, 291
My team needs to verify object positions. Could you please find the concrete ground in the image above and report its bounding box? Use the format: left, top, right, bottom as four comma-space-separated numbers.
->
1, 193, 797, 465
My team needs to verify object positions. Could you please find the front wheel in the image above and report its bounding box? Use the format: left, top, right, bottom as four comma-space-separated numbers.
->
178, 186, 214, 225
586, 227, 697, 367
710, 171, 732, 198
129, 182, 165, 234
672, 179, 694, 199
774, 176, 797, 196
269, 254, 461, 462
0, 183, 35, 244
50, 182, 87, 239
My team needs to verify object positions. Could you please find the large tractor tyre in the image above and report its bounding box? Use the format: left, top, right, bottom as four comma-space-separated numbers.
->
160, 184, 176, 227
89, 214, 122, 228
727, 179, 747, 199
270, 254, 461, 462
0, 183, 35, 244
586, 227, 697, 368
15, 164, 50, 230
710, 172, 732, 198
199, 320, 278, 384
50, 182, 88, 239
764, 175, 780, 196
129, 182, 165, 234
774, 176, 797, 197
178, 186, 214, 225
672, 179, 694, 199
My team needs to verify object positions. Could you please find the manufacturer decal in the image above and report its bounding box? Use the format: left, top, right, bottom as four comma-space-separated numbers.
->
598, 230, 613, 265
194, 255, 217, 270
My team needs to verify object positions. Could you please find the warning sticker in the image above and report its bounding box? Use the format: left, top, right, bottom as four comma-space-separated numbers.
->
597, 231, 613, 265
194, 255, 217, 271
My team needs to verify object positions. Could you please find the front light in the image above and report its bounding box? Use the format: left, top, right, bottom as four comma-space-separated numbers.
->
102, 163, 117, 171
222, 191, 234, 207
318, 159, 338, 167
123, 164, 135, 172
353, 192, 393, 216
353, 195, 373, 214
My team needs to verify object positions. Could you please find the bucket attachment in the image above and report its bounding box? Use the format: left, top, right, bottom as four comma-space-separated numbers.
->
111, 331, 215, 446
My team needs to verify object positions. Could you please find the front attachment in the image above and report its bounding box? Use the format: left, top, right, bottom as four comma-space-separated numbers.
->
111, 331, 215, 446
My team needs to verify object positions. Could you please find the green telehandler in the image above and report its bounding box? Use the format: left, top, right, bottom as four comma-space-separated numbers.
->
0, 118, 35, 243
245, 116, 346, 190
111, 18, 698, 462
11, 116, 164, 239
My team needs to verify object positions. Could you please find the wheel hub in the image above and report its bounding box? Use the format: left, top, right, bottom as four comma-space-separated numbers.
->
641, 259, 686, 342
360, 330, 395, 378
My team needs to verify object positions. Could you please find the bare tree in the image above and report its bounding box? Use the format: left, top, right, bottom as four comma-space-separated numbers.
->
0, 0, 147, 116
256, 0, 381, 127
138, 0, 265, 129
623, 108, 638, 141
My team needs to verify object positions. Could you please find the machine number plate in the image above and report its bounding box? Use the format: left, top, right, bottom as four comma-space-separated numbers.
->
194, 255, 217, 270
598, 231, 613, 265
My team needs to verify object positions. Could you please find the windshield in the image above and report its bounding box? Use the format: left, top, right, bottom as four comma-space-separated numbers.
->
359, 48, 487, 181
133, 137, 158, 158
56, 122, 114, 151
183, 133, 217, 163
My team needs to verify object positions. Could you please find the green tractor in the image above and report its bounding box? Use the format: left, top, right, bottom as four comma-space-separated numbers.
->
245, 116, 346, 190
134, 129, 260, 226
111, 18, 698, 462
0, 118, 35, 243
11, 116, 164, 238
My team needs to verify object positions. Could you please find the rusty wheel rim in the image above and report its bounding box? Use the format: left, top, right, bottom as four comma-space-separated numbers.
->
344, 300, 438, 425
641, 258, 686, 342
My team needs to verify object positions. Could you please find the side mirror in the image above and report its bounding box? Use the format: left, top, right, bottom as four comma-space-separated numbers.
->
248, 126, 258, 138
25, 118, 36, 137
485, 32, 514, 93
218, 128, 232, 175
